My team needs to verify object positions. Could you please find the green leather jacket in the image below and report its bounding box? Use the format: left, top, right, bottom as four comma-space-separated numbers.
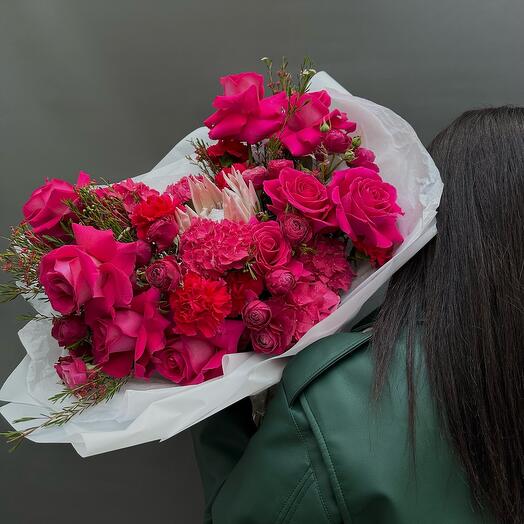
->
191, 329, 492, 523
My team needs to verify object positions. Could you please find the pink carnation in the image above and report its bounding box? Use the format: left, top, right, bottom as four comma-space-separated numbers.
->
165, 176, 197, 207
179, 218, 253, 278
106, 179, 160, 213
298, 237, 354, 293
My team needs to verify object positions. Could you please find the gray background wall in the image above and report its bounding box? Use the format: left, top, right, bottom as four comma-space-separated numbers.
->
1, 1, 523, 523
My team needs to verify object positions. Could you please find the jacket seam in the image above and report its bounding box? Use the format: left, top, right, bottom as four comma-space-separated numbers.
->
286, 332, 372, 404
277, 470, 314, 524
301, 392, 354, 524
275, 468, 313, 524
288, 405, 337, 524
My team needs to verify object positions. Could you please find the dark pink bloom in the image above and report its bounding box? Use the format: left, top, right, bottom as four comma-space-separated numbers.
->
250, 298, 295, 355
349, 147, 379, 172
179, 218, 253, 279
323, 129, 350, 153
22, 171, 90, 240
252, 220, 292, 273
135, 240, 153, 266
51, 316, 88, 348
287, 280, 340, 340
85, 288, 170, 379
225, 271, 265, 317
278, 213, 313, 246
298, 237, 354, 293
153, 320, 244, 385
206, 140, 249, 164
242, 166, 268, 190
328, 109, 356, 133
55, 356, 91, 390
170, 272, 232, 338
204, 72, 286, 144
130, 194, 178, 242
107, 179, 160, 213
265, 269, 296, 295
267, 159, 294, 179
264, 167, 337, 232
242, 300, 272, 330
280, 91, 331, 156
146, 215, 179, 251
165, 176, 194, 207
39, 223, 136, 315
328, 167, 404, 250
145, 256, 181, 292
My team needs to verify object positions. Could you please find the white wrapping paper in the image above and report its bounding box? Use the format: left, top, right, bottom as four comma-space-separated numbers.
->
0, 72, 442, 456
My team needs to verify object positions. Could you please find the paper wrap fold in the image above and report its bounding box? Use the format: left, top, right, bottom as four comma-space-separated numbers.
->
0, 72, 443, 456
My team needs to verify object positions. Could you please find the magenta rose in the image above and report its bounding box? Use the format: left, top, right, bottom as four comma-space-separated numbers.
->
327, 109, 357, 133
265, 269, 296, 295
250, 298, 295, 355
145, 256, 181, 292
252, 220, 291, 273
85, 287, 170, 379
22, 171, 90, 239
267, 159, 294, 180
264, 167, 337, 232
153, 320, 244, 385
54, 356, 91, 390
323, 129, 350, 153
39, 223, 136, 315
204, 72, 286, 144
328, 167, 404, 250
146, 216, 179, 250
280, 91, 331, 156
278, 213, 313, 246
242, 166, 268, 190
349, 147, 379, 172
242, 300, 272, 330
51, 316, 88, 348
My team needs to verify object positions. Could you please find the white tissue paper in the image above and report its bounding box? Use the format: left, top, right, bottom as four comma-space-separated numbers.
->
0, 72, 442, 456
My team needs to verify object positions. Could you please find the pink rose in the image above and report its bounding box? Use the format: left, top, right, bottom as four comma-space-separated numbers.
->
85, 288, 170, 379
280, 91, 331, 156
328, 167, 404, 250
54, 356, 91, 390
146, 215, 179, 250
51, 316, 88, 348
153, 320, 244, 385
242, 166, 268, 190
252, 220, 292, 273
327, 109, 356, 133
265, 269, 296, 295
278, 213, 313, 246
264, 168, 337, 232
145, 256, 181, 292
22, 171, 90, 239
349, 147, 379, 172
323, 129, 350, 153
250, 298, 295, 355
242, 300, 272, 330
204, 72, 286, 144
267, 159, 294, 180
39, 223, 136, 315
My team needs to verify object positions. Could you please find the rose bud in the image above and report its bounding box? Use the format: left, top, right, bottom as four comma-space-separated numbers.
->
51, 316, 88, 348
54, 355, 91, 390
279, 213, 313, 246
146, 216, 179, 251
145, 256, 182, 292
242, 166, 268, 190
267, 159, 294, 180
323, 129, 350, 154
135, 239, 153, 266
242, 300, 272, 330
266, 269, 296, 295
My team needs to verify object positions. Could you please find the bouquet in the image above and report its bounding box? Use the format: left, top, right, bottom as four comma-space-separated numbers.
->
0, 60, 442, 455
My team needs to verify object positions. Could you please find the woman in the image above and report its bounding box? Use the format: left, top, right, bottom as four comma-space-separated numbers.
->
191, 107, 524, 524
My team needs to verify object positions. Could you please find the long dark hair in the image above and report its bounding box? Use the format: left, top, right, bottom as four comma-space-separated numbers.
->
372, 107, 524, 523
